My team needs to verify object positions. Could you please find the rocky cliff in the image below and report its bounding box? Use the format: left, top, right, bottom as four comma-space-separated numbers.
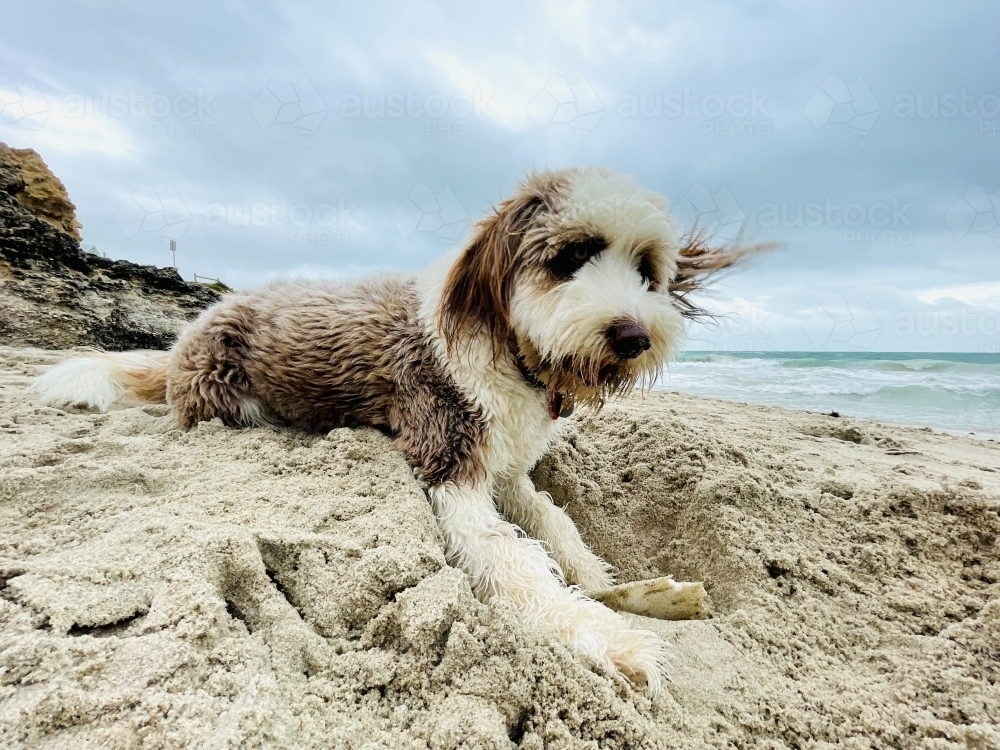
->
0, 144, 219, 350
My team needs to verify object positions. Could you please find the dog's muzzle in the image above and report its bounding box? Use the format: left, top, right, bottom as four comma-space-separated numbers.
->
606, 321, 651, 360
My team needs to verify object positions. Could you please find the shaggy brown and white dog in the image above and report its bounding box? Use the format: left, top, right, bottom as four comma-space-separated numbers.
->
36, 167, 756, 692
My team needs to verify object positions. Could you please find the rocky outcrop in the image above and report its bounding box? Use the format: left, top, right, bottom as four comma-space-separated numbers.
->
0, 144, 220, 350
0, 145, 82, 241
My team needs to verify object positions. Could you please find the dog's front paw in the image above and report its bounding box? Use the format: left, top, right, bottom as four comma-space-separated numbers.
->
552, 595, 669, 694
554, 540, 615, 594
601, 625, 670, 694
561, 551, 615, 594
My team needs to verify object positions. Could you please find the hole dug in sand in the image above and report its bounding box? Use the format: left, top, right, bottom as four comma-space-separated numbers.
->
532, 397, 1000, 747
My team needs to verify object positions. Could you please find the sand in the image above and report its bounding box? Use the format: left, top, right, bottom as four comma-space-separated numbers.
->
1, 346, 998, 749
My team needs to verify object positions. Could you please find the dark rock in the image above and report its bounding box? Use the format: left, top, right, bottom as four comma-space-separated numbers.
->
0, 143, 219, 350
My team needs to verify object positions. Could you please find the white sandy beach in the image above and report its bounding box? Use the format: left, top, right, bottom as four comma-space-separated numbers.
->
1, 346, 998, 749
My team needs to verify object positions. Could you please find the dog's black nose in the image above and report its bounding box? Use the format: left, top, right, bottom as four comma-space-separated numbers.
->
607, 321, 651, 359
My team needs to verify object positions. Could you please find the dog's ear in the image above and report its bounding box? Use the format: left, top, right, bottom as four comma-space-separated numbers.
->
438, 189, 545, 356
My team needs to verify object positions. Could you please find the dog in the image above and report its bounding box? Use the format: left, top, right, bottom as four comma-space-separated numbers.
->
36, 167, 758, 693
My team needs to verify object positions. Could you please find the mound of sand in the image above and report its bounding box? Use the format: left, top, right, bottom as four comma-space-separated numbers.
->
1, 347, 998, 748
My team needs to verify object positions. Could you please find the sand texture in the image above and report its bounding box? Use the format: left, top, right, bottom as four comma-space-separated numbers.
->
1, 347, 998, 749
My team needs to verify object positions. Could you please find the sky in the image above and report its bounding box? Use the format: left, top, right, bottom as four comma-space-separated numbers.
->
1, 0, 998, 352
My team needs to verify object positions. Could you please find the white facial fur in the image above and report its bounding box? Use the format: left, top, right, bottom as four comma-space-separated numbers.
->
510, 170, 685, 393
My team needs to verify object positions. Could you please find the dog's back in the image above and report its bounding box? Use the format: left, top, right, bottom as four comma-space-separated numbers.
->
38, 273, 489, 485
168, 275, 415, 431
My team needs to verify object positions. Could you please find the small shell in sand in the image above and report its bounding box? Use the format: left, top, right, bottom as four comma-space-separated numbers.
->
593, 576, 708, 620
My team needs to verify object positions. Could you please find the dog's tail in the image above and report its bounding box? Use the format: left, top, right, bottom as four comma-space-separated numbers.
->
34, 350, 170, 412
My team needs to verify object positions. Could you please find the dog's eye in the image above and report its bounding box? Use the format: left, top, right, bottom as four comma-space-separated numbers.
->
638, 254, 658, 290
550, 237, 606, 278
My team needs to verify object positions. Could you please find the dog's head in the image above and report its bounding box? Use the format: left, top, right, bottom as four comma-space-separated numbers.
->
439, 167, 761, 409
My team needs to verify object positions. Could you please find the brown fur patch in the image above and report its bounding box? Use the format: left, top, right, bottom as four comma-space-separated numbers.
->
117, 356, 169, 403
165, 277, 489, 486
438, 172, 567, 357
167, 300, 260, 428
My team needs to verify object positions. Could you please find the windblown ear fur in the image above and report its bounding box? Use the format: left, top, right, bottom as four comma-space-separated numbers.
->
669, 227, 778, 320
438, 188, 547, 355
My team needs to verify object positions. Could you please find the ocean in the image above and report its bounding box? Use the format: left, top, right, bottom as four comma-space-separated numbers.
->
659, 352, 1000, 438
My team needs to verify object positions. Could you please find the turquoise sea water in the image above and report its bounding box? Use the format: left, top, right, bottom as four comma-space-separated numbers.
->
660, 352, 1000, 437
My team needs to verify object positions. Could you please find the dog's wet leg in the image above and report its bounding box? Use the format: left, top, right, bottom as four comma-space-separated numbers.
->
166, 304, 266, 429
427, 481, 668, 693
498, 473, 615, 593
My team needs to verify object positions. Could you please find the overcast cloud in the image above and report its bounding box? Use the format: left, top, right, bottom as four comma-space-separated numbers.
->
2, 0, 998, 351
